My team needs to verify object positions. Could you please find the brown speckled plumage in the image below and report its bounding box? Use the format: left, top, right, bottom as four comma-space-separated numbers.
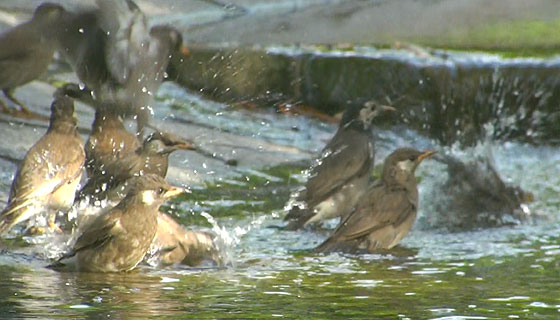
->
61, 174, 183, 272
284, 101, 395, 230
0, 94, 84, 234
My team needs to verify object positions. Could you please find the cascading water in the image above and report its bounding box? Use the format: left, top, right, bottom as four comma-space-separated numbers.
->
0, 48, 559, 319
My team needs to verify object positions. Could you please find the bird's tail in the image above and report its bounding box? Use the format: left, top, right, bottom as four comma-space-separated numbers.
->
180, 231, 221, 267
312, 237, 361, 254
283, 206, 314, 231
311, 237, 336, 253
283, 205, 301, 221
0, 199, 35, 235
46, 250, 77, 271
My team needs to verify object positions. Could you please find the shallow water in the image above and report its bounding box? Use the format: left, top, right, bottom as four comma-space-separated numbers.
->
1, 213, 559, 319
1, 62, 560, 319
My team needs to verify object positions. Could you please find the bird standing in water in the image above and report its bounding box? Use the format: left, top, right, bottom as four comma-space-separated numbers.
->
0, 3, 65, 117
56, 0, 189, 138
284, 100, 395, 230
84, 106, 141, 180
135, 131, 195, 178
78, 129, 194, 202
58, 174, 184, 272
314, 148, 436, 254
0, 93, 84, 235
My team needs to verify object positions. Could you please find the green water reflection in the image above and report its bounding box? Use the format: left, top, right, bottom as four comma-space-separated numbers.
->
1, 246, 559, 319
0, 165, 559, 319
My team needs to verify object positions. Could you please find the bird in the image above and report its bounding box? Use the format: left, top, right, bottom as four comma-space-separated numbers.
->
284, 100, 395, 230
137, 131, 195, 178
83, 105, 141, 180
0, 3, 65, 117
313, 148, 437, 254
78, 128, 194, 203
0, 93, 84, 235
432, 151, 534, 230
151, 211, 220, 267
55, 0, 189, 138
57, 174, 184, 272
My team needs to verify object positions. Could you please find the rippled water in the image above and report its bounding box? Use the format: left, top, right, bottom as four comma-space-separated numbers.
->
1, 68, 560, 319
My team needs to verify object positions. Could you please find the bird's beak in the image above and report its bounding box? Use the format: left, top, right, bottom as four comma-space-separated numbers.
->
180, 45, 190, 56
418, 150, 438, 162
163, 186, 186, 199
380, 105, 397, 112
176, 140, 196, 150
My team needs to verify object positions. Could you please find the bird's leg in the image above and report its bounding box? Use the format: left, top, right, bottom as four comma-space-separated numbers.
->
2, 90, 48, 121
0, 97, 11, 114
4, 89, 31, 114
47, 212, 63, 233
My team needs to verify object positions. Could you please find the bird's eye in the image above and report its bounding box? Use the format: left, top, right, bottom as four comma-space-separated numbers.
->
157, 187, 165, 194
409, 156, 416, 161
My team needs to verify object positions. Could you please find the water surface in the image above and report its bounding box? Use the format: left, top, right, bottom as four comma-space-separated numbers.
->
1, 57, 559, 320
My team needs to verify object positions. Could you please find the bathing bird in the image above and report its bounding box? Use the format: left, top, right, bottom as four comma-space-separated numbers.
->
83, 105, 141, 181
78, 128, 194, 203
313, 148, 436, 253
0, 93, 84, 235
58, 174, 184, 272
151, 212, 220, 267
284, 100, 395, 230
432, 151, 533, 230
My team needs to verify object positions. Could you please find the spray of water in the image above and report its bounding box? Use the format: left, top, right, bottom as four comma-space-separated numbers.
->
200, 210, 271, 267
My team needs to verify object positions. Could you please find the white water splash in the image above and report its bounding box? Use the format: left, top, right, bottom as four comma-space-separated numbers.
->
200, 210, 270, 267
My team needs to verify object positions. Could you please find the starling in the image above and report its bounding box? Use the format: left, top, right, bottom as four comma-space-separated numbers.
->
151, 212, 219, 267
313, 148, 436, 254
432, 151, 534, 230
58, 174, 184, 272
79, 129, 193, 202
0, 93, 84, 235
84, 106, 141, 180
138, 131, 195, 178
284, 100, 395, 230
0, 3, 65, 116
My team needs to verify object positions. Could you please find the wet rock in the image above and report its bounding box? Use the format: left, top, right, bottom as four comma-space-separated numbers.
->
168, 46, 297, 104
170, 45, 560, 146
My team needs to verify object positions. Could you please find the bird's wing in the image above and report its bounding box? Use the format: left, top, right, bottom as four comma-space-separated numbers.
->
0, 23, 38, 62
304, 129, 372, 205
72, 209, 126, 254
0, 25, 46, 89
3, 134, 84, 216
86, 128, 141, 170
332, 185, 415, 242
102, 149, 145, 180
78, 150, 142, 200
0, 47, 31, 65
96, 0, 149, 84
